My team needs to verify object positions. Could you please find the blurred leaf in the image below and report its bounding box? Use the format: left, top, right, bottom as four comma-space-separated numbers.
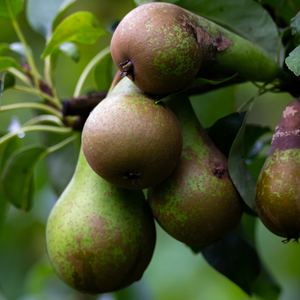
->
240, 214, 281, 299
291, 11, 300, 46
9, 42, 29, 62
228, 106, 258, 215
27, 0, 77, 40
3, 73, 15, 90
0, 57, 19, 72
0, 0, 23, 20
134, 0, 157, 5
0, 72, 4, 106
42, 12, 108, 58
244, 124, 271, 159
202, 231, 261, 296
0, 191, 8, 233
285, 45, 300, 76
1, 145, 47, 211
51, 42, 80, 65
39, 132, 79, 196
187, 74, 237, 90
166, 0, 280, 60
0, 43, 9, 56
253, 263, 281, 300
207, 112, 246, 158
93, 51, 113, 91
53, 0, 77, 30
247, 156, 268, 181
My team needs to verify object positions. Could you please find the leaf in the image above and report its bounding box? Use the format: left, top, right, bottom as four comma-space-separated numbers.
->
1, 145, 47, 211
9, 42, 29, 62
51, 42, 80, 65
93, 51, 113, 91
244, 124, 271, 159
228, 108, 257, 215
240, 214, 281, 299
253, 263, 281, 300
166, 0, 280, 60
53, 0, 77, 30
0, 0, 23, 20
187, 74, 237, 90
207, 112, 246, 158
285, 45, 300, 76
26, 0, 77, 40
0, 43, 9, 56
42, 12, 108, 59
134, 0, 159, 5
45, 135, 79, 196
291, 11, 300, 46
202, 231, 261, 296
3, 73, 15, 90
0, 57, 19, 72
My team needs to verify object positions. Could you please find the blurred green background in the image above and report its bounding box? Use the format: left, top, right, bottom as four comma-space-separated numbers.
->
0, 0, 299, 300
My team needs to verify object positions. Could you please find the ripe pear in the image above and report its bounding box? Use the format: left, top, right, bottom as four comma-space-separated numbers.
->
111, 2, 283, 96
148, 92, 243, 248
82, 77, 183, 190
46, 149, 156, 294
255, 100, 300, 242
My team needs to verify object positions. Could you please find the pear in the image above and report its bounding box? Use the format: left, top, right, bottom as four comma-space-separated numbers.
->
82, 77, 183, 190
255, 100, 300, 242
46, 149, 156, 294
111, 2, 283, 96
148, 93, 243, 248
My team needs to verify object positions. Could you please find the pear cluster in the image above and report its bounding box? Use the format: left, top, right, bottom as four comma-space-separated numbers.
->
46, 2, 245, 296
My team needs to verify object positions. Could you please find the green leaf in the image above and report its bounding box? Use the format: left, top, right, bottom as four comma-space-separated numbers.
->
53, 0, 77, 30
42, 133, 79, 196
187, 74, 237, 90
134, 0, 158, 5
51, 42, 80, 65
9, 42, 29, 62
207, 112, 246, 158
166, 0, 280, 60
291, 11, 300, 46
26, 0, 77, 40
3, 73, 15, 90
0, 43, 9, 56
253, 263, 281, 300
228, 109, 257, 215
202, 231, 261, 296
285, 45, 300, 76
1, 145, 47, 211
0, 0, 23, 20
93, 51, 113, 91
42, 12, 108, 59
0, 57, 19, 72
244, 124, 271, 159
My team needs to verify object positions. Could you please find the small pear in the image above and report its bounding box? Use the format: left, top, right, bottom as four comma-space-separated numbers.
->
82, 77, 183, 190
255, 100, 300, 241
148, 93, 243, 248
46, 149, 156, 294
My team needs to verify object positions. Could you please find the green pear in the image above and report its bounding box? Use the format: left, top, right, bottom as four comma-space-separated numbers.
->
82, 77, 183, 190
148, 93, 243, 248
111, 2, 283, 96
46, 149, 156, 294
255, 100, 300, 242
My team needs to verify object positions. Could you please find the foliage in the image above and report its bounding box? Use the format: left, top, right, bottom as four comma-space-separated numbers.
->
0, 0, 299, 299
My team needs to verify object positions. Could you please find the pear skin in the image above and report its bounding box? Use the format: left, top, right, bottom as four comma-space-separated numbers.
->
255, 100, 300, 241
46, 149, 156, 294
148, 93, 243, 247
82, 77, 183, 190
